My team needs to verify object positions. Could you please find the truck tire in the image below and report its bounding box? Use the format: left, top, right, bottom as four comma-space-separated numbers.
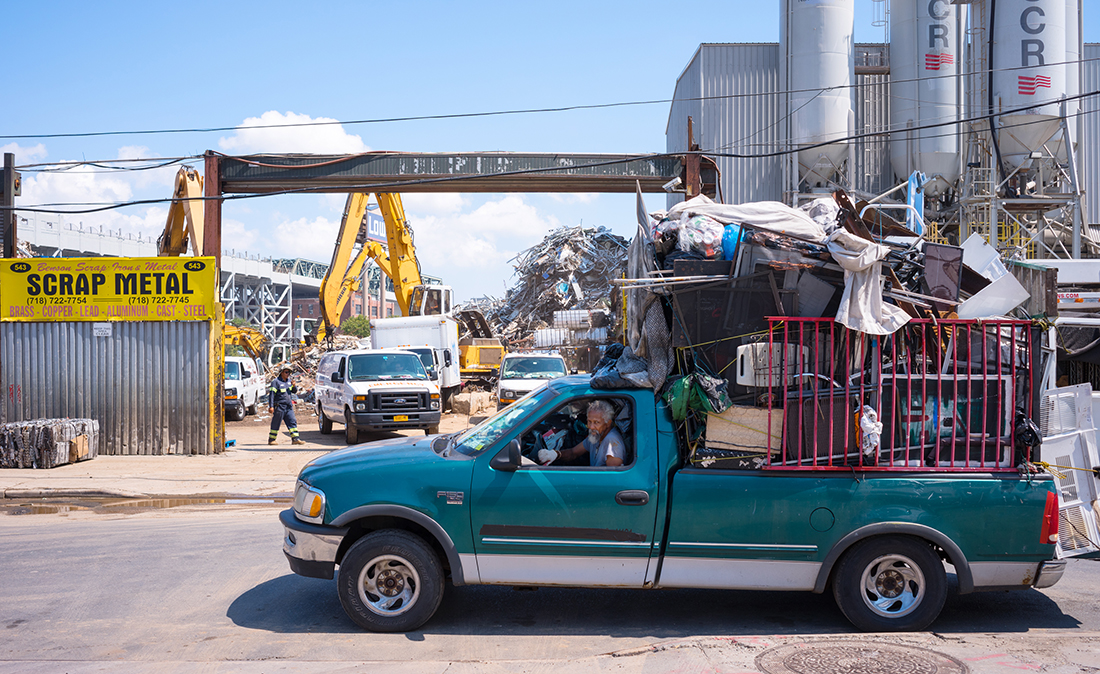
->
425, 425, 440, 436
337, 529, 444, 633
832, 536, 947, 632
226, 403, 245, 422
247, 398, 258, 416
344, 410, 359, 445
318, 404, 333, 435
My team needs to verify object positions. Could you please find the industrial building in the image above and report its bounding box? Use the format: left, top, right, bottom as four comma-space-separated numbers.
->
667, 0, 1096, 260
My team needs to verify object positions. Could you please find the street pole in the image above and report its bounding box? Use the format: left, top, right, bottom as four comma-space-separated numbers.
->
2, 153, 19, 259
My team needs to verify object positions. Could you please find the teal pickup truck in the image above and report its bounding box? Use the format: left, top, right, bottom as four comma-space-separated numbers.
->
281, 375, 1066, 633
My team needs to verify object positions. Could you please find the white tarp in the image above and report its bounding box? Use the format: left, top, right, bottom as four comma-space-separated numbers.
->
827, 229, 911, 335
666, 195, 828, 244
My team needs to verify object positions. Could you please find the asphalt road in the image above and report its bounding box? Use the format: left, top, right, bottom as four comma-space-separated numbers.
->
1, 504, 1098, 673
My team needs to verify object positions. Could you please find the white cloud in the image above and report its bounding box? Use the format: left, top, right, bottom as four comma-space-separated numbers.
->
549, 193, 599, 204
401, 193, 465, 216
406, 195, 560, 300
1, 142, 47, 162
218, 111, 370, 154
270, 215, 341, 262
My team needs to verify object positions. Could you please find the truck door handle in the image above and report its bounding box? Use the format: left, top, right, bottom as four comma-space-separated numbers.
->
615, 490, 649, 506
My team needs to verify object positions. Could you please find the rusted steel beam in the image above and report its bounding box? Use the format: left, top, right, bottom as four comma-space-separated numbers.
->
215, 152, 702, 195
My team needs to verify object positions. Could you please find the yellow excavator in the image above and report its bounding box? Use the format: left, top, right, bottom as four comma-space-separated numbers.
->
157, 167, 206, 256
317, 192, 504, 381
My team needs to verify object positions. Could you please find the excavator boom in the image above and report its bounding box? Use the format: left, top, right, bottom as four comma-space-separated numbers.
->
317, 192, 428, 341
158, 167, 205, 257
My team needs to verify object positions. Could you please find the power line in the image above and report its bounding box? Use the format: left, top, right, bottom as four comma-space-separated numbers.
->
5, 90, 1098, 215
2, 56, 1097, 143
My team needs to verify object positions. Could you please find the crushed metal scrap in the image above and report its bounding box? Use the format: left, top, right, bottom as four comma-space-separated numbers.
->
459, 225, 628, 348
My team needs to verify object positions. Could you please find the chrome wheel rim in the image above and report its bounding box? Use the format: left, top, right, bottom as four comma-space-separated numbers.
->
358, 554, 420, 617
860, 553, 926, 619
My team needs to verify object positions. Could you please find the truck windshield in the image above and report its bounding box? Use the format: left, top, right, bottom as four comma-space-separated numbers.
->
450, 388, 552, 456
408, 348, 434, 371
347, 353, 428, 381
225, 361, 241, 380
501, 357, 567, 380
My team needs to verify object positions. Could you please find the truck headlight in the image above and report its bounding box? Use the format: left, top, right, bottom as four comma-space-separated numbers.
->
225, 387, 238, 400
293, 480, 326, 524
355, 403, 366, 411
430, 401, 440, 410
502, 390, 518, 400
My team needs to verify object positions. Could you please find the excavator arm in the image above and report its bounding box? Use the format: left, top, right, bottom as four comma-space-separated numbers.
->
158, 167, 205, 256
317, 192, 425, 341
224, 324, 269, 362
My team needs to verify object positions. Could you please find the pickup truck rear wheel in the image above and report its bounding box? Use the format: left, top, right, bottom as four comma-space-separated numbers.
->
337, 529, 444, 633
344, 410, 359, 445
832, 536, 947, 632
318, 404, 333, 434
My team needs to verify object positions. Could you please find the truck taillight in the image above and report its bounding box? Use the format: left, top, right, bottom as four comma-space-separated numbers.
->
1040, 490, 1059, 545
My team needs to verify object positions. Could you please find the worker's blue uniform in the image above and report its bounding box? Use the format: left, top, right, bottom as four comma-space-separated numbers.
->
268, 376, 300, 443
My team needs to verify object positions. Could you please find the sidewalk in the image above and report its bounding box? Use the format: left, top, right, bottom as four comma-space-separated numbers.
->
0, 408, 479, 499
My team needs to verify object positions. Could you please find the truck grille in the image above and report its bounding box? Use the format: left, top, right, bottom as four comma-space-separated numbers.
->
370, 392, 427, 413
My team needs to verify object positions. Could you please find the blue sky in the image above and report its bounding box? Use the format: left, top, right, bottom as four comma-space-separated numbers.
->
5, 1, 1098, 301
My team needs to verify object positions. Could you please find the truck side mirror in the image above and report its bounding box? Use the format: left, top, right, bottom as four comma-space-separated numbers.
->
444, 350, 452, 367
331, 372, 344, 383
490, 439, 522, 472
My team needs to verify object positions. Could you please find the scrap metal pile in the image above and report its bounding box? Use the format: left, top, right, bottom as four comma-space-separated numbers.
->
462, 225, 628, 348
0, 418, 99, 469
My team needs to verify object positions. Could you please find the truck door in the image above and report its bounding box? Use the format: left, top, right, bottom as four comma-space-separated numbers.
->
469, 394, 659, 586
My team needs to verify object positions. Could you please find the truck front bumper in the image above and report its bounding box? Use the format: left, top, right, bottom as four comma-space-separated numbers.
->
1033, 559, 1068, 589
350, 410, 441, 431
280, 508, 348, 580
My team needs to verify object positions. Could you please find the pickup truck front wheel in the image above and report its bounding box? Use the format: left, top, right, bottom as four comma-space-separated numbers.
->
337, 530, 444, 633
832, 536, 947, 632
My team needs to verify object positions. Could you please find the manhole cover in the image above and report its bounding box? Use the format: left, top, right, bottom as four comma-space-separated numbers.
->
756, 641, 968, 674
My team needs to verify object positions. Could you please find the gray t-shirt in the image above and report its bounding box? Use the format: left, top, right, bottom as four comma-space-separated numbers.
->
582, 427, 626, 467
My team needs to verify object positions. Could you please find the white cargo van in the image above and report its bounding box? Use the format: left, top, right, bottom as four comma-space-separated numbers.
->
370, 315, 461, 406
224, 356, 265, 421
495, 352, 567, 410
315, 349, 442, 444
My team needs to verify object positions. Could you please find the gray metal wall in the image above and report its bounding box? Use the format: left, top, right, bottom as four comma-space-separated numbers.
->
667, 44, 784, 206
667, 43, 893, 205
1084, 44, 1099, 228
0, 321, 214, 455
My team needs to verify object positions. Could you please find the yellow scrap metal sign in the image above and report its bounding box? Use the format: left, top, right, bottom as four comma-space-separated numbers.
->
0, 257, 217, 322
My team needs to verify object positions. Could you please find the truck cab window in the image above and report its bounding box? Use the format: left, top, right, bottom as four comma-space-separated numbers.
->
520, 398, 633, 468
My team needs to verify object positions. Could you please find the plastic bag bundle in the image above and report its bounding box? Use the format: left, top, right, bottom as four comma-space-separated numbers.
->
677, 214, 724, 259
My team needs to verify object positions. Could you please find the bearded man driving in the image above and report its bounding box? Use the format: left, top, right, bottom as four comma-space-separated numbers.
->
537, 400, 625, 467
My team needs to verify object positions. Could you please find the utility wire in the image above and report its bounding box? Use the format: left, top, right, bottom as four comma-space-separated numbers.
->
2, 56, 1097, 142
5, 90, 1099, 215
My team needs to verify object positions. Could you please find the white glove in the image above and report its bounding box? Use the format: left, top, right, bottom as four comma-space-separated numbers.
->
537, 449, 559, 465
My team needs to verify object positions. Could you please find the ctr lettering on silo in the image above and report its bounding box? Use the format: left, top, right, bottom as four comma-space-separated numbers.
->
1021, 0, 1046, 66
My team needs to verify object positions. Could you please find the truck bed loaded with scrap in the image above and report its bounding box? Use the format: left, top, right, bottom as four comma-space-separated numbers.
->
600, 187, 1099, 557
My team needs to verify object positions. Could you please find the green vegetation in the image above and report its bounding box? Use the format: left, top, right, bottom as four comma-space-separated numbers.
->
341, 315, 372, 338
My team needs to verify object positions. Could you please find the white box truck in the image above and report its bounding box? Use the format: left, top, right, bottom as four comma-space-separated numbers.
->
370, 315, 462, 408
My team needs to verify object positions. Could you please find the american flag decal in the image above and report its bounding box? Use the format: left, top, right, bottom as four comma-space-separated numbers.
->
1018, 75, 1051, 95
924, 53, 954, 70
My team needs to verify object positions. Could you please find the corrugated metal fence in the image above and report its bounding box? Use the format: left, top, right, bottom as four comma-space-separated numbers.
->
0, 321, 214, 455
